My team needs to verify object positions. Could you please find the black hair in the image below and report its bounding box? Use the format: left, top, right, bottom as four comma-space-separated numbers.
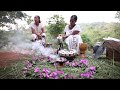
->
34, 15, 41, 23
71, 15, 77, 21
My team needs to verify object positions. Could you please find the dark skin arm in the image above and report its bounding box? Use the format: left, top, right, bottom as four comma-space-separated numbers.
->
31, 27, 46, 36
71, 30, 80, 35
40, 27, 45, 35
31, 27, 38, 35
63, 30, 80, 39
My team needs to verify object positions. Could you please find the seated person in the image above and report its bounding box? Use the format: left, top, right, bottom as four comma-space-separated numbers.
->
62, 15, 83, 55
30, 15, 46, 46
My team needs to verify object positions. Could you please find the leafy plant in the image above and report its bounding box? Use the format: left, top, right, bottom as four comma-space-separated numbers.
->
0, 11, 27, 27
46, 14, 67, 38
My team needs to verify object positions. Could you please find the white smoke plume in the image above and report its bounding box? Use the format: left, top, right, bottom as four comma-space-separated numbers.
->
0, 29, 58, 59
0, 30, 32, 54
32, 41, 58, 59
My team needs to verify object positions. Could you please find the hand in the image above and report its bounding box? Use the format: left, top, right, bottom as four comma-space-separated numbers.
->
72, 31, 79, 35
62, 35, 68, 41
36, 33, 39, 36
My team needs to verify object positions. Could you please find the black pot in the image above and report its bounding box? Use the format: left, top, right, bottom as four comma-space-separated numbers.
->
59, 56, 75, 62
65, 57, 75, 62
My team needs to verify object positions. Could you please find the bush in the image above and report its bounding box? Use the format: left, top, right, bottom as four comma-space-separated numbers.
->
46, 15, 67, 38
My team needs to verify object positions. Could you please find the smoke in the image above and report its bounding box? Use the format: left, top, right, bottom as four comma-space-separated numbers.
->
32, 41, 58, 59
1, 30, 32, 54
0, 30, 58, 59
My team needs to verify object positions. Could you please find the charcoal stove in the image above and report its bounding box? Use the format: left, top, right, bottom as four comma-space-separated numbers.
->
58, 49, 78, 62
56, 34, 78, 62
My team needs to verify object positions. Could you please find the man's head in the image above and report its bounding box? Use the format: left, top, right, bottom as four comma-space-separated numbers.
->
70, 15, 77, 26
34, 15, 41, 23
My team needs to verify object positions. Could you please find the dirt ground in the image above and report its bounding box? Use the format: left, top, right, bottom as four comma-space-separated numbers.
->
0, 52, 29, 68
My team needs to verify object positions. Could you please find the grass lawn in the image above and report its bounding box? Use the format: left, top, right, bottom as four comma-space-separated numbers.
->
0, 53, 120, 79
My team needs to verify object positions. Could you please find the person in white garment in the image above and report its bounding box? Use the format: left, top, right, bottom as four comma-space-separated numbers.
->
63, 15, 83, 54
30, 15, 46, 45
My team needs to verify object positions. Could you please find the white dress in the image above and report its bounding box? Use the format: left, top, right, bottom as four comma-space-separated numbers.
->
64, 24, 83, 54
30, 22, 46, 46
30, 22, 46, 40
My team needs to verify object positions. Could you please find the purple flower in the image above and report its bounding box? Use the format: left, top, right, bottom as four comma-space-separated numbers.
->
47, 56, 52, 61
26, 63, 33, 68
89, 71, 96, 75
80, 72, 90, 79
64, 75, 67, 79
71, 61, 79, 67
78, 64, 81, 67
65, 61, 70, 66
50, 71, 58, 77
92, 71, 96, 74
89, 66, 96, 71
64, 74, 73, 79
34, 67, 40, 73
39, 73, 44, 78
42, 68, 50, 74
56, 70, 64, 75
72, 62, 76, 67
80, 59, 88, 66
54, 76, 60, 79
84, 72, 91, 78
25, 60, 33, 69
80, 74, 84, 77
46, 73, 50, 79
68, 74, 73, 79
75, 61, 79, 66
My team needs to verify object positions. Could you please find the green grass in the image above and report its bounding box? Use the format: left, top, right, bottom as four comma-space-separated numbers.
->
0, 43, 120, 79
0, 61, 24, 79
0, 54, 120, 79
86, 51, 120, 79
0, 55, 32, 79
